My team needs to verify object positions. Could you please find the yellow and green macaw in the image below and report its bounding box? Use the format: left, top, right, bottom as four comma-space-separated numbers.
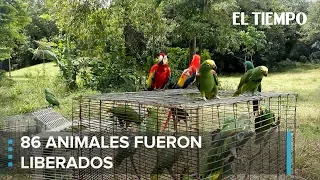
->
243, 61, 262, 114
196, 60, 219, 101
233, 66, 268, 97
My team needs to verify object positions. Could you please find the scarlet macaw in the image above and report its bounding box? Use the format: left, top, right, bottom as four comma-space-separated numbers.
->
174, 54, 201, 89
146, 53, 171, 91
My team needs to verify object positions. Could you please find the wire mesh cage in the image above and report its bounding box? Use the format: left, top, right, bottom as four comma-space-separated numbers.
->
30, 132, 74, 180
0, 108, 73, 179
0, 114, 39, 169
71, 88, 297, 180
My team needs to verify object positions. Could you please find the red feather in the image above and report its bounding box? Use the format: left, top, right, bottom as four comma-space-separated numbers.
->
148, 53, 171, 90
189, 54, 201, 70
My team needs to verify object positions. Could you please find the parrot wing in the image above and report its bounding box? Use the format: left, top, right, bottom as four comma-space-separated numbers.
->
257, 83, 261, 92
233, 69, 253, 97
45, 89, 55, 97
212, 70, 219, 87
109, 105, 143, 127
45, 93, 60, 107
175, 68, 197, 89
147, 65, 157, 90
162, 67, 171, 89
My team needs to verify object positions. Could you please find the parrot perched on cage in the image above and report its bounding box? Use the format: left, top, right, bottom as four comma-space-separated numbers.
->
233, 66, 268, 97
196, 60, 219, 101
108, 105, 143, 129
254, 105, 280, 144
174, 54, 201, 89
150, 146, 183, 180
200, 116, 253, 179
44, 88, 60, 107
243, 61, 261, 114
146, 52, 171, 90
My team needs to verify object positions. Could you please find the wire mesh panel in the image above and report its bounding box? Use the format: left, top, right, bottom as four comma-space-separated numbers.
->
30, 132, 74, 180
0, 114, 39, 169
71, 88, 297, 180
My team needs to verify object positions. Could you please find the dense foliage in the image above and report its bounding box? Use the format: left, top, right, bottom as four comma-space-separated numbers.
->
1, 0, 320, 92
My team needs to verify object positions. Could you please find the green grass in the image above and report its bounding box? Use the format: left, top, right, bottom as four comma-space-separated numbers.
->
220, 64, 320, 179
0, 62, 97, 119
0, 63, 320, 179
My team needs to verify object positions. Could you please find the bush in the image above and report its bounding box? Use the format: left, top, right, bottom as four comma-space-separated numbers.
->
309, 51, 320, 63
200, 49, 211, 61
299, 55, 308, 63
82, 57, 146, 93
273, 59, 299, 72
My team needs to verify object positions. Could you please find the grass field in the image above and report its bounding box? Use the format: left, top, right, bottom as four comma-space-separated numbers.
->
0, 63, 319, 179
0, 62, 97, 119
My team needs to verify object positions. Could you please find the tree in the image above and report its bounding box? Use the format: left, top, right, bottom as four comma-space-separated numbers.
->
302, 2, 320, 43
0, 0, 31, 76
238, 26, 267, 62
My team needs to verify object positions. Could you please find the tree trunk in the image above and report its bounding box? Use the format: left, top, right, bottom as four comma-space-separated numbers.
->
8, 57, 11, 78
189, 37, 197, 65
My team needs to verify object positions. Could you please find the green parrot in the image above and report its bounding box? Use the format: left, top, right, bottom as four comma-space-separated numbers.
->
44, 88, 60, 107
150, 147, 183, 180
244, 61, 254, 72
200, 116, 253, 180
243, 61, 261, 114
254, 105, 280, 144
233, 66, 268, 97
243, 61, 261, 92
108, 105, 143, 129
196, 60, 219, 101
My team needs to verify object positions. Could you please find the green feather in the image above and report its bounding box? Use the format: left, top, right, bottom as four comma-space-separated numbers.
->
255, 105, 279, 143
44, 88, 60, 107
109, 105, 143, 128
201, 116, 252, 179
233, 66, 267, 96
197, 60, 219, 100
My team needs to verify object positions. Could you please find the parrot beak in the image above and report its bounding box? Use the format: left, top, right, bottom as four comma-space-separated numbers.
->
209, 61, 217, 70
213, 65, 217, 71
263, 71, 268, 77
159, 60, 164, 65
